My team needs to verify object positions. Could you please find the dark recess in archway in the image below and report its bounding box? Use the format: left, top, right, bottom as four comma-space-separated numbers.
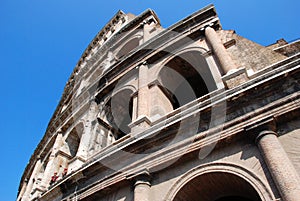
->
105, 89, 133, 140
158, 51, 216, 110
173, 172, 261, 201
215, 196, 253, 201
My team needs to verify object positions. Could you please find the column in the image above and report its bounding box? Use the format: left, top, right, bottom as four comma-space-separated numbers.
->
205, 26, 237, 74
256, 130, 300, 201
76, 100, 98, 159
143, 20, 154, 43
40, 132, 63, 189
17, 182, 27, 201
133, 173, 151, 201
22, 159, 42, 200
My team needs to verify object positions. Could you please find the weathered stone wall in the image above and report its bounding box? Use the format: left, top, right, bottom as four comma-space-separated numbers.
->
89, 185, 133, 201
267, 38, 300, 57
218, 30, 287, 72
17, 4, 300, 201
149, 137, 279, 201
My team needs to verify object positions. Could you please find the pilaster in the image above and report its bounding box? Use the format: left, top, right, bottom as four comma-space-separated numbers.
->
137, 62, 149, 117
22, 159, 42, 201
40, 132, 63, 189
76, 100, 98, 159
130, 62, 152, 134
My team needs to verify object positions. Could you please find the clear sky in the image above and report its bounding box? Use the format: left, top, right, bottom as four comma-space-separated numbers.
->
1, 0, 299, 200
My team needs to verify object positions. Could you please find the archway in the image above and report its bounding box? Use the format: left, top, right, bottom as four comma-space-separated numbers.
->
173, 171, 261, 201
105, 88, 134, 139
116, 37, 140, 59
65, 123, 84, 158
157, 51, 217, 110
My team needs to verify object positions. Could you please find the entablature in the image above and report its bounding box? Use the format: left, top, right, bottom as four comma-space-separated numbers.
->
39, 57, 300, 200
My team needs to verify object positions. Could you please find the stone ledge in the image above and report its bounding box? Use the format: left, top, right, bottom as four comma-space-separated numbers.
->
129, 115, 152, 135
222, 67, 249, 88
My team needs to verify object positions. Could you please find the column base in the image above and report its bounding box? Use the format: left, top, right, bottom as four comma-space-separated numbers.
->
222, 67, 249, 88
31, 187, 44, 200
129, 115, 152, 135
68, 156, 86, 173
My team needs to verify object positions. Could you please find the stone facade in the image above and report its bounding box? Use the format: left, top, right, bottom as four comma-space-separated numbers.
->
17, 5, 300, 201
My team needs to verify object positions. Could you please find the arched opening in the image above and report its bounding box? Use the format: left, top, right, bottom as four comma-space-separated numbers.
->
173, 172, 262, 201
65, 123, 83, 158
215, 196, 253, 201
158, 51, 217, 110
105, 89, 134, 139
116, 37, 140, 59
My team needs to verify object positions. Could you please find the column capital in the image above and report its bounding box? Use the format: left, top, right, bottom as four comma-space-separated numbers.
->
204, 24, 216, 31
134, 178, 151, 187
129, 115, 152, 135
138, 61, 148, 67
200, 22, 216, 32
148, 79, 160, 88
130, 170, 152, 201
255, 130, 278, 145
244, 117, 276, 142
57, 129, 63, 135
127, 170, 152, 186
89, 97, 98, 104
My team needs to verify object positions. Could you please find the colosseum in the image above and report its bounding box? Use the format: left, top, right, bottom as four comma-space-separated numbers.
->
17, 4, 300, 201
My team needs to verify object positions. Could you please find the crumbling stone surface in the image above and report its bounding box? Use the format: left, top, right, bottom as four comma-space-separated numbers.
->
17, 5, 300, 201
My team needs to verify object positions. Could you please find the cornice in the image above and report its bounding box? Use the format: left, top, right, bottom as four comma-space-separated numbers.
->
40, 58, 300, 200
17, 4, 300, 198
53, 90, 300, 200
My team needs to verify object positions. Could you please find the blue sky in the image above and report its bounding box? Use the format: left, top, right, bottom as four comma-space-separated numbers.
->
1, 1, 299, 200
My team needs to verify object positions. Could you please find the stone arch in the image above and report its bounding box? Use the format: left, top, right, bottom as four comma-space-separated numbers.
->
111, 84, 137, 97
115, 36, 141, 59
104, 87, 135, 139
65, 122, 84, 158
165, 163, 274, 201
155, 49, 217, 111
153, 46, 210, 78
